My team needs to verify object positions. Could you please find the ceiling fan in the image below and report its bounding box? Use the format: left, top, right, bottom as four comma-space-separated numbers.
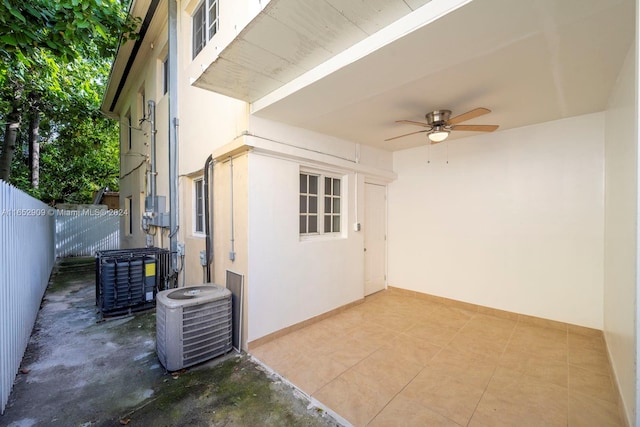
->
385, 107, 499, 144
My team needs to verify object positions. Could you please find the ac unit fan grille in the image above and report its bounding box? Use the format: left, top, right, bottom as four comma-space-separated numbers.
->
181, 299, 232, 367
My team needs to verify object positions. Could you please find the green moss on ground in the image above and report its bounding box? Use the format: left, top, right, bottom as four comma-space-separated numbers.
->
112, 356, 336, 427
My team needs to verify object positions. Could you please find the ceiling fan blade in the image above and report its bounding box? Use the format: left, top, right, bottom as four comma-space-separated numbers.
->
396, 120, 430, 128
448, 107, 491, 125
384, 129, 428, 141
451, 124, 499, 132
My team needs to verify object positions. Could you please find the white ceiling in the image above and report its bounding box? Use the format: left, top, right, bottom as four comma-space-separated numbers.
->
197, 0, 635, 151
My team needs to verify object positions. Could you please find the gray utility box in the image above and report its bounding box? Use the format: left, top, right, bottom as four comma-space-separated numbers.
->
145, 195, 170, 227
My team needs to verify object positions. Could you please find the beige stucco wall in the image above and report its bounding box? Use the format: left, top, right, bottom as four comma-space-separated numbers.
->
390, 113, 605, 329
113, 0, 249, 279
603, 42, 638, 426
212, 153, 249, 350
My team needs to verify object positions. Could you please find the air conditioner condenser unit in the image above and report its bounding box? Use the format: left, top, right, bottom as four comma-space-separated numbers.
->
156, 284, 233, 371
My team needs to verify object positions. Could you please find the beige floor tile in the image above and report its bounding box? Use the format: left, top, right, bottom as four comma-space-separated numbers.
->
568, 333, 611, 375
463, 313, 517, 336
314, 368, 399, 427
470, 370, 568, 426
428, 347, 497, 388
569, 365, 618, 403
344, 324, 398, 352
387, 333, 441, 367
295, 321, 339, 344
445, 329, 509, 361
569, 346, 612, 376
319, 309, 367, 331
568, 391, 624, 427
369, 393, 463, 427
423, 304, 475, 329
252, 292, 620, 427
250, 337, 304, 373
404, 320, 460, 347
568, 331, 607, 353
351, 345, 422, 392
401, 367, 486, 426
513, 323, 568, 342
281, 351, 350, 395
506, 324, 567, 361
498, 347, 568, 388
518, 314, 568, 332
326, 337, 378, 369
366, 310, 420, 332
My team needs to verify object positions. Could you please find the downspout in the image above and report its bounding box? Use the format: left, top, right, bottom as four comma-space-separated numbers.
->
229, 156, 235, 262
204, 155, 214, 282
148, 100, 157, 212
143, 100, 157, 247
168, 0, 179, 271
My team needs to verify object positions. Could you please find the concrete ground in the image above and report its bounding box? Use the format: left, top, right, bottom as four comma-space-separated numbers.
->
0, 258, 340, 427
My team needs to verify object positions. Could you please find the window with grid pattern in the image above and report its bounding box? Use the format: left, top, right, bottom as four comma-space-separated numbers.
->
192, 0, 219, 58
299, 173, 318, 234
194, 178, 205, 234
324, 176, 341, 233
300, 172, 341, 236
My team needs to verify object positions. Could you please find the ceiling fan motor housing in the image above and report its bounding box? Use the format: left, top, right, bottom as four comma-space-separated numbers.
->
426, 110, 451, 126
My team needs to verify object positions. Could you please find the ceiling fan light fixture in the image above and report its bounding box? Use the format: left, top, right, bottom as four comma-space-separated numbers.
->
428, 128, 449, 143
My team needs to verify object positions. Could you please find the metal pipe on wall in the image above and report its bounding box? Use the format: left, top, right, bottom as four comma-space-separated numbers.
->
204, 155, 214, 282
148, 100, 157, 212
229, 156, 235, 262
168, 0, 179, 272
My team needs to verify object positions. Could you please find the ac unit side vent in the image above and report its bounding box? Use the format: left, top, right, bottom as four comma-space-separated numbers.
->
156, 302, 167, 363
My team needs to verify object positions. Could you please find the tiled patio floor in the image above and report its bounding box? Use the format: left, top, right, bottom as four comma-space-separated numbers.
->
250, 289, 624, 427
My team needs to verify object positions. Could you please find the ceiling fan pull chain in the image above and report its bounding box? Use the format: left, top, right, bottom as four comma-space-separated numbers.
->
446, 140, 449, 164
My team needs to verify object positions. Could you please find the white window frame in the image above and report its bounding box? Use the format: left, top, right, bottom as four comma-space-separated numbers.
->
125, 196, 133, 236
192, 0, 219, 59
299, 170, 343, 239
124, 109, 132, 152
161, 56, 168, 96
193, 177, 205, 235
137, 87, 146, 124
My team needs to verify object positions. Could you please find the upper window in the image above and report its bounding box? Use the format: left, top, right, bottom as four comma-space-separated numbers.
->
162, 56, 168, 95
125, 196, 133, 236
137, 87, 146, 123
125, 109, 132, 151
192, 0, 219, 58
194, 178, 205, 234
300, 172, 341, 236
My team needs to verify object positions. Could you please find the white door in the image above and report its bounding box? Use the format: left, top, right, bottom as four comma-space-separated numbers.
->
364, 183, 386, 296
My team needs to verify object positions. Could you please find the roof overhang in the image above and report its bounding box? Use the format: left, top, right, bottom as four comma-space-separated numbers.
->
100, 0, 165, 118
192, 0, 436, 103
193, 0, 635, 151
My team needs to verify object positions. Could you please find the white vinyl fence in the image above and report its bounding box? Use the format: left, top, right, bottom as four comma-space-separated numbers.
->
0, 181, 55, 414
55, 207, 120, 257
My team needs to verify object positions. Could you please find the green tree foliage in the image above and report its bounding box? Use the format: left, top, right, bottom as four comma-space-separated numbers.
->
0, 0, 139, 202
0, 0, 137, 63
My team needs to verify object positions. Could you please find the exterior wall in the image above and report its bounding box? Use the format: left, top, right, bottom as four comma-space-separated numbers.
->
603, 43, 637, 426
389, 112, 605, 329
113, 1, 249, 283
242, 118, 394, 342
178, 1, 250, 285
212, 153, 249, 348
